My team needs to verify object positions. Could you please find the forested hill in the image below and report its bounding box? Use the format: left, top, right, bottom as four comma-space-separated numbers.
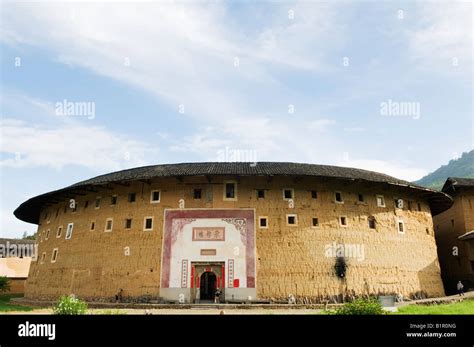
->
414, 150, 474, 190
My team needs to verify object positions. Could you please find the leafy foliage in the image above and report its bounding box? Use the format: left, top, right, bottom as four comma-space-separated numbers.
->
53, 295, 88, 315
0, 276, 10, 292
22, 232, 36, 240
334, 298, 385, 315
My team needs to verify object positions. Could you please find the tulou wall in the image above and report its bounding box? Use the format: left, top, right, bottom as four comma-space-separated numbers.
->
24, 175, 445, 303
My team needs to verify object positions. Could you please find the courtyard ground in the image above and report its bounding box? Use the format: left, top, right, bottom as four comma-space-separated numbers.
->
1, 292, 473, 315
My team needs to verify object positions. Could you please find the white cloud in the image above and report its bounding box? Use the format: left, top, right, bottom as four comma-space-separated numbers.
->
166, 115, 343, 164
1, 2, 458, 181
0, 118, 157, 171
0, 1, 345, 122
0, 208, 35, 238
338, 157, 427, 182
307, 119, 336, 132
408, 2, 472, 71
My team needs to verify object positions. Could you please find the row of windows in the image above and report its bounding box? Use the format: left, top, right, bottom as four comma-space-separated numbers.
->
258, 215, 406, 233
39, 248, 58, 264
42, 182, 424, 222
40, 214, 409, 243
40, 216, 156, 242
35, 217, 406, 266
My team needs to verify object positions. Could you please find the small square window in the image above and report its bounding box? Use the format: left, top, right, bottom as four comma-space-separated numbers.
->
283, 189, 294, 200
125, 219, 132, 229
128, 193, 136, 203
151, 190, 161, 203
311, 191, 318, 199
335, 191, 343, 203
40, 252, 46, 264
194, 189, 202, 199
376, 195, 385, 207
340, 216, 348, 226
144, 217, 153, 231
111, 196, 117, 205
224, 182, 236, 200
358, 194, 364, 202
398, 220, 405, 233
56, 226, 62, 238
287, 214, 297, 226
312, 218, 319, 227
257, 189, 265, 199
259, 217, 268, 228
45, 229, 50, 240
95, 197, 101, 209
368, 217, 376, 229
51, 249, 58, 263
55, 208, 59, 218
105, 219, 113, 232
90, 222, 95, 231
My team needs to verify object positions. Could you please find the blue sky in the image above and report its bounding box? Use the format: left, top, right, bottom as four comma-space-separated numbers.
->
0, 0, 472, 238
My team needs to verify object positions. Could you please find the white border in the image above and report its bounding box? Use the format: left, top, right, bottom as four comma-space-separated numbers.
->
51, 248, 59, 263
259, 216, 268, 229
144, 216, 154, 231
150, 190, 161, 203
104, 218, 113, 232
223, 181, 238, 201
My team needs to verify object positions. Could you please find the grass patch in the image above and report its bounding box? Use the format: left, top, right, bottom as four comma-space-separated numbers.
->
0, 294, 36, 312
396, 299, 474, 315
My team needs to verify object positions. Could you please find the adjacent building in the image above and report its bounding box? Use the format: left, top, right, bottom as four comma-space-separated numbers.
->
13, 162, 453, 303
434, 177, 474, 293
0, 238, 35, 294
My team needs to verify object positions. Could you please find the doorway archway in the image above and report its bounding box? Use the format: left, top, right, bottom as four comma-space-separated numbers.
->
200, 271, 217, 301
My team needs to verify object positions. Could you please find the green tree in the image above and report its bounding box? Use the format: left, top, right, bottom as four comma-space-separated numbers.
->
0, 276, 10, 293
22, 231, 36, 240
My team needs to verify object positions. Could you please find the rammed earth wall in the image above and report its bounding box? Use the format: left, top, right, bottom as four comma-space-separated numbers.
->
24, 175, 444, 302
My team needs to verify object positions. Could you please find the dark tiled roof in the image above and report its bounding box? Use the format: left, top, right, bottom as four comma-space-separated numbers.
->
442, 177, 474, 193
14, 162, 453, 224
70, 162, 415, 186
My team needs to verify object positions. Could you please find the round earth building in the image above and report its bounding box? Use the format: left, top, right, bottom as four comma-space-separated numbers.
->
14, 162, 453, 303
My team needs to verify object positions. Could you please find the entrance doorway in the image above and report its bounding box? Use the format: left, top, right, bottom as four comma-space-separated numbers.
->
200, 271, 217, 301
